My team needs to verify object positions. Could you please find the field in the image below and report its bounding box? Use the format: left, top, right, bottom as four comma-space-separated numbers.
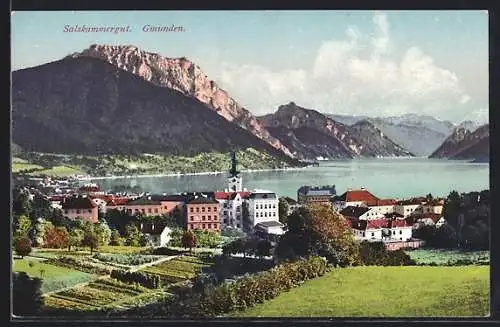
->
232, 266, 490, 318
12, 162, 44, 172
43, 277, 165, 312
405, 249, 490, 265
13, 258, 97, 293
27, 165, 85, 177
141, 255, 213, 284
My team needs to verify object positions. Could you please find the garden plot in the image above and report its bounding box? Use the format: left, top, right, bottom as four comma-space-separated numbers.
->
141, 255, 213, 284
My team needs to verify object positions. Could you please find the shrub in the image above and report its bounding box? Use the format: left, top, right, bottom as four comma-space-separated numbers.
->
12, 272, 43, 316
150, 247, 185, 256
110, 269, 161, 289
359, 242, 415, 266
48, 256, 112, 275
14, 236, 32, 258
93, 253, 164, 266
199, 256, 328, 316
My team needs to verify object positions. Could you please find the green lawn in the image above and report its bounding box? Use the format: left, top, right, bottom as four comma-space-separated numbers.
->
232, 266, 490, 318
13, 258, 97, 293
28, 165, 84, 177
12, 162, 44, 172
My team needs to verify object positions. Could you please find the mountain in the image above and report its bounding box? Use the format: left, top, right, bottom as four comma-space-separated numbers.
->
11, 56, 300, 167
259, 102, 413, 160
457, 120, 482, 133
325, 113, 462, 157
429, 124, 489, 161
68, 44, 293, 157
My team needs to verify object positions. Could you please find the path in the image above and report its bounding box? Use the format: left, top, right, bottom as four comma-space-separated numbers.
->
129, 255, 179, 272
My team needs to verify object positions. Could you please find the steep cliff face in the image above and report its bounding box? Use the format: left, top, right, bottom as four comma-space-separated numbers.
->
11, 56, 299, 167
69, 44, 293, 158
429, 125, 489, 161
259, 102, 413, 160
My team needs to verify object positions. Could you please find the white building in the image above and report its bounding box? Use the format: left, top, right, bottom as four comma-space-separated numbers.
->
332, 188, 379, 212
215, 191, 250, 230
340, 206, 385, 221
140, 222, 172, 248
243, 191, 280, 233
394, 203, 422, 218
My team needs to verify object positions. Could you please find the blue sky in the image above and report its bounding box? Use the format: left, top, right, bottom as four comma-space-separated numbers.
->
11, 10, 488, 124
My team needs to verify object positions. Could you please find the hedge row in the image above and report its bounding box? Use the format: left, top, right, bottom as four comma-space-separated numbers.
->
199, 256, 328, 316
110, 269, 161, 289
48, 256, 112, 275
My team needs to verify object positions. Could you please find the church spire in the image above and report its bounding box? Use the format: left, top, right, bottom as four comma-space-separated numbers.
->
229, 151, 239, 177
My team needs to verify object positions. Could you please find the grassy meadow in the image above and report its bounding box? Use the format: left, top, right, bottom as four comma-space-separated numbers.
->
232, 265, 490, 318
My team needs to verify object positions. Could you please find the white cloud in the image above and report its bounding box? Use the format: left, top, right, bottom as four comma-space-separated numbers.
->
208, 12, 475, 122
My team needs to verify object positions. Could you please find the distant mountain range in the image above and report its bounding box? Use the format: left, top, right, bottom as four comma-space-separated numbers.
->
326, 113, 483, 157
259, 102, 413, 160
429, 124, 489, 162
11, 44, 486, 167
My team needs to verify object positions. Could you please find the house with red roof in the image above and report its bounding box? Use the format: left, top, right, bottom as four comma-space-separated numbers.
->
61, 195, 98, 223
370, 198, 398, 215
332, 188, 379, 212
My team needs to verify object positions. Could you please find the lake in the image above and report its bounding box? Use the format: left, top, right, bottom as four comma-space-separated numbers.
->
91, 158, 489, 200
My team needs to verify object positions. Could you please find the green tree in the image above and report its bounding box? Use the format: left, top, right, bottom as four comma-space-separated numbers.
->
14, 236, 32, 258
33, 219, 54, 247
12, 272, 43, 316
124, 223, 142, 247
14, 215, 32, 238
256, 239, 272, 258
68, 228, 84, 251
82, 230, 99, 254
96, 220, 112, 246
109, 229, 122, 246
278, 197, 290, 225
29, 195, 53, 223
443, 190, 462, 229
276, 204, 359, 267
12, 189, 32, 218
182, 230, 197, 252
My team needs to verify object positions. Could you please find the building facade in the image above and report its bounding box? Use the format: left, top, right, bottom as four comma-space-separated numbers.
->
61, 196, 99, 223
186, 197, 221, 232
332, 188, 379, 211
243, 192, 279, 233
297, 185, 336, 205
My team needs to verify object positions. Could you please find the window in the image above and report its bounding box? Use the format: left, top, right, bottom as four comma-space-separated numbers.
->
273, 212, 276, 217
273, 204, 276, 209
208, 215, 211, 221
202, 224, 206, 229
76, 209, 81, 214
399, 230, 402, 234
190, 207, 194, 213
207, 207, 211, 212
264, 212, 267, 217
208, 223, 212, 229
154, 208, 158, 213
88, 209, 92, 213
264, 204, 267, 209
371, 232, 374, 237
190, 216, 194, 221
196, 207, 200, 213
237, 224, 240, 228
393, 230, 396, 235
362, 232, 365, 237
202, 216, 205, 220
202, 207, 205, 212
148, 209, 152, 213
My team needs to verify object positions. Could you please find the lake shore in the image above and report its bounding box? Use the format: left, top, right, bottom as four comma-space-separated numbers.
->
81, 166, 312, 181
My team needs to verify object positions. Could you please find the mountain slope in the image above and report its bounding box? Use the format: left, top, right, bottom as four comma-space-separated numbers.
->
429, 124, 489, 161
326, 113, 460, 156
69, 44, 293, 158
259, 102, 413, 160
11, 56, 299, 167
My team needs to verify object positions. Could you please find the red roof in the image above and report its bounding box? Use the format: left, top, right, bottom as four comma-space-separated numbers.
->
409, 213, 442, 223
89, 194, 114, 203
367, 219, 388, 229
341, 189, 379, 206
375, 199, 397, 206
62, 196, 97, 209
215, 191, 251, 200
215, 192, 231, 200
48, 195, 66, 202
388, 219, 410, 228
107, 197, 130, 206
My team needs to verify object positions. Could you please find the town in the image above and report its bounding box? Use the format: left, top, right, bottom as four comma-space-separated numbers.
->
14, 153, 447, 251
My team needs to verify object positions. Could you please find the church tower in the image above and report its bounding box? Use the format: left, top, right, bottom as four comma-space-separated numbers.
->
227, 151, 242, 192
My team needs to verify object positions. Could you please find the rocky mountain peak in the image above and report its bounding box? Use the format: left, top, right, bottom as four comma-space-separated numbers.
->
70, 44, 293, 158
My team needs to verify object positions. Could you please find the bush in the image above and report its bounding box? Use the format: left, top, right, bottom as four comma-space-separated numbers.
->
359, 242, 416, 266
93, 253, 164, 266
48, 256, 112, 275
12, 272, 43, 316
150, 247, 185, 256
110, 269, 161, 289
199, 256, 328, 316
14, 236, 32, 258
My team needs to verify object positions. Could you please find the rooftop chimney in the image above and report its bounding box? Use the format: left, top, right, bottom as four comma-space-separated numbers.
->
360, 187, 366, 190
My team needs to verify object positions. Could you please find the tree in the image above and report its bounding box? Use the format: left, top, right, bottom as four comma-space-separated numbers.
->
44, 226, 69, 249
278, 197, 290, 225
276, 204, 359, 267
33, 219, 53, 247
14, 237, 32, 258
256, 239, 272, 258
105, 209, 136, 235
68, 228, 84, 251
182, 231, 197, 252
49, 209, 67, 227
14, 215, 32, 238
124, 223, 142, 247
170, 206, 185, 228
83, 231, 99, 254
109, 229, 122, 246
95, 220, 112, 246
29, 195, 53, 223
12, 189, 32, 218
443, 190, 462, 229
12, 272, 43, 316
